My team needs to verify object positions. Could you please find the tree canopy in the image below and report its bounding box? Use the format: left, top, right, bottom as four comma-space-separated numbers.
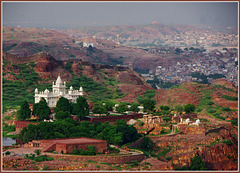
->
73, 96, 89, 119
17, 101, 31, 120
184, 104, 196, 114
55, 111, 71, 120
92, 103, 107, 115
130, 102, 140, 113
174, 104, 183, 114
116, 102, 128, 113
190, 154, 207, 170
18, 119, 140, 146
143, 99, 155, 112
32, 98, 51, 120
54, 97, 72, 113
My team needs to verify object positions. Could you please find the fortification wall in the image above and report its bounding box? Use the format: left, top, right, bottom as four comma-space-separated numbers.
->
48, 153, 145, 164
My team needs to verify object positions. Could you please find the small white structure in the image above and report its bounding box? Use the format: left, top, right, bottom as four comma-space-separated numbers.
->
138, 106, 144, 113
83, 42, 94, 48
185, 118, 191, 123
34, 76, 84, 107
193, 119, 201, 125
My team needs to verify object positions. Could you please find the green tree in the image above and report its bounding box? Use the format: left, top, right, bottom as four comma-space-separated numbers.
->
104, 101, 114, 111
116, 119, 138, 145
163, 106, 170, 111
5, 151, 11, 156
116, 102, 128, 113
184, 104, 196, 114
92, 103, 107, 115
55, 111, 71, 120
163, 117, 171, 123
174, 104, 183, 114
143, 99, 155, 112
73, 96, 89, 119
34, 98, 51, 120
130, 102, 140, 113
190, 154, 207, 170
86, 145, 96, 155
17, 101, 31, 120
140, 136, 154, 152
34, 149, 41, 156
55, 97, 72, 113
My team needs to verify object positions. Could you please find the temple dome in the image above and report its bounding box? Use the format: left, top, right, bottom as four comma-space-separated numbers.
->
56, 76, 63, 84
79, 87, 83, 92
44, 89, 49, 94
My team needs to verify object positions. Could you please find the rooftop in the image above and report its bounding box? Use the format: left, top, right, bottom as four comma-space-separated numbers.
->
36, 137, 106, 145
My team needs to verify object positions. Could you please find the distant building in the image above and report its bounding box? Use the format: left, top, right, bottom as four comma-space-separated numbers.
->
83, 42, 94, 48
34, 76, 84, 107
28, 137, 107, 154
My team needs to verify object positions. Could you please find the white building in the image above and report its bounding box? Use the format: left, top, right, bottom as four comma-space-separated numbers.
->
34, 76, 84, 107
83, 42, 94, 48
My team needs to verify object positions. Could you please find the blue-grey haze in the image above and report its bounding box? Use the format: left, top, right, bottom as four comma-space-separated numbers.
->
2, 1, 238, 29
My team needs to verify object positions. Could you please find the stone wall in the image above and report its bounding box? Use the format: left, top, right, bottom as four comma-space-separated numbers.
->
205, 126, 226, 135
15, 121, 37, 133
48, 153, 146, 164
177, 124, 205, 135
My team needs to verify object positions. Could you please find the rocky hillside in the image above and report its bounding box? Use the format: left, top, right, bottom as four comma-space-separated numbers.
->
3, 26, 192, 71
2, 52, 152, 108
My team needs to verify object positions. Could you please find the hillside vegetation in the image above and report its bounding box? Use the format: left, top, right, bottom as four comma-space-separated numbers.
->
2, 52, 151, 111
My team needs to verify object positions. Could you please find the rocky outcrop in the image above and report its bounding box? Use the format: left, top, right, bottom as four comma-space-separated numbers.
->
117, 72, 144, 85
211, 78, 237, 91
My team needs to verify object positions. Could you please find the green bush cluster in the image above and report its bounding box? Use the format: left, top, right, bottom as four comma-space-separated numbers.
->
72, 145, 96, 155
222, 95, 238, 101
221, 140, 233, 145
24, 154, 54, 162
3, 124, 16, 132
107, 146, 120, 153
18, 119, 140, 146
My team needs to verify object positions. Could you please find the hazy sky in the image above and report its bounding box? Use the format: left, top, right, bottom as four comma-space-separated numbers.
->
2, 1, 238, 29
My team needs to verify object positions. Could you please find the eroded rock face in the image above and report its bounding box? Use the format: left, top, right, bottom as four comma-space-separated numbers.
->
212, 78, 237, 91
117, 72, 144, 85
149, 126, 238, 170
199, 143, 238, 170
34, 53, 59, 73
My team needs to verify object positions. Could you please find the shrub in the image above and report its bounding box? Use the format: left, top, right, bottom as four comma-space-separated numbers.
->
222, 107, 231, 111
72, 149, 79, 155
5, 151, 11, 156
190, 154, 207, 170
222, 95, 238, 101
222, 140, 233, 145
207, 101, 214, 105
138, 121, 144, 126
196, 108, 203, 112
166, 156, 172, 161
34, 149, 41, 156
184, 104, 195, 113
230, 118, 238, 126
107, 146, 120, 153
208, 109, 216, 113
